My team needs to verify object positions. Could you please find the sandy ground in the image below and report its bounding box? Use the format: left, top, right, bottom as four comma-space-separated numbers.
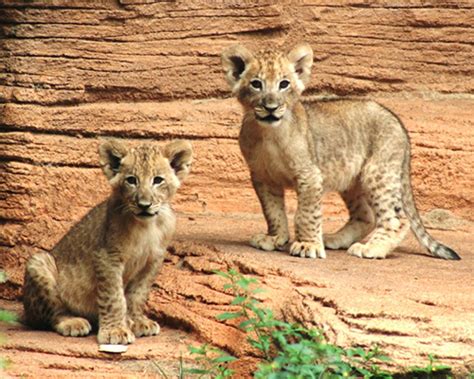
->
1, 212, 473, 378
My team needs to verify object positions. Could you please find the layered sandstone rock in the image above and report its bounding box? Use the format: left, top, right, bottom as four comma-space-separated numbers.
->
2, 220, 474, 377
0, 1, 473, 377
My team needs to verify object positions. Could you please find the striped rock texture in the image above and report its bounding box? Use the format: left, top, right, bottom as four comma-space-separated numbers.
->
0, 1, 473, 377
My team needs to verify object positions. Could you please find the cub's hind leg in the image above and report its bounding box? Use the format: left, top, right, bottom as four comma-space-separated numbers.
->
348, 162, 409, 259
23, 252, 91, 337
324, 185, 374, 250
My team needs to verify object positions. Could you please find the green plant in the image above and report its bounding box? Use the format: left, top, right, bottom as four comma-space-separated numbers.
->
186, 344, 236, 378
0, 271, 17, 370
213, 269, 392, 378
407, 354, 452, 378
188, 269, 453, 379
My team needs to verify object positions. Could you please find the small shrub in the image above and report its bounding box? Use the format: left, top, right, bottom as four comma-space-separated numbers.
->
186, 344, 236, 378
188, 269, 454, 379
407, 354, 453, 378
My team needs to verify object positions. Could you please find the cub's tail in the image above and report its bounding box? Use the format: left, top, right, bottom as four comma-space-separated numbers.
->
401, 150, 461, 260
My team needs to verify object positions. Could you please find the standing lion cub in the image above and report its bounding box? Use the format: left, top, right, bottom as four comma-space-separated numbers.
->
23, 139, 193, 344
222, 43, 460, 261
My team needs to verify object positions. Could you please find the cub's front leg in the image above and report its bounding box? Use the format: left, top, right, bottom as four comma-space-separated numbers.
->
125, 256, 162, 338
95, 250, 135, 345
291, 168, 326, 259
250, 178, 289, 251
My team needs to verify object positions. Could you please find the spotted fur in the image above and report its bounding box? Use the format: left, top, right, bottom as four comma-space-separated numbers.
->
222, 43, 460, 261
23, 139, 193, 344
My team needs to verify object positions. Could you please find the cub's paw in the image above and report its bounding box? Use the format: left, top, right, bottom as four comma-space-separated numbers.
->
290, 241, 326, 259
250, 234, 289, 251
130, 317, 160, 338
98, 325, 135, 345
54, 317, 91, 337
347, 243, 388, 259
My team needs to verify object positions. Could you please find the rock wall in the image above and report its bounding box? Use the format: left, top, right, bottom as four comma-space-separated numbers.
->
1, 1, 473, 292
1, 1, 473, 376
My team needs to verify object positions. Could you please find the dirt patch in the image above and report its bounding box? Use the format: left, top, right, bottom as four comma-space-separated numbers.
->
1, 215, 473, 378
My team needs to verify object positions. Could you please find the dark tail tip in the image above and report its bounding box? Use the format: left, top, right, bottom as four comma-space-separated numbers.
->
432, 244, 461, 261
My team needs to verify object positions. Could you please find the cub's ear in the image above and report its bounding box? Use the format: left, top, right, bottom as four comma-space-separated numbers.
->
98, 139, 128, 181
221, 44, 254, 91
163, 140, 193, 182
288, 43, 313, 90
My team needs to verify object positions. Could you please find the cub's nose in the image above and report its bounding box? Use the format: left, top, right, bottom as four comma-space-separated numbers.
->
263, 104, 278, 113
137, 201, 152, 210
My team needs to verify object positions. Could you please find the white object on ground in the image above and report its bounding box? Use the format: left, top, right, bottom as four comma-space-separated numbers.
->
98, 344, 128, 353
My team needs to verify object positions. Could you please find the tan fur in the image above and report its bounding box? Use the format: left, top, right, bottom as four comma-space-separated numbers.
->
222, 43, 460, 261
23, 139, 193, 344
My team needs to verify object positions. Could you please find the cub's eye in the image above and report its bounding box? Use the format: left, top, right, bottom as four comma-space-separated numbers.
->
279, 79, 290, 90
126, 176, 137, 185
153, 176, 164, 185
250, 79, 263, 90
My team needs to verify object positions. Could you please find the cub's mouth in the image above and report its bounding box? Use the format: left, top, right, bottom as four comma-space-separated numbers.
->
256, 114, 281, 123
136, 211, 158, 218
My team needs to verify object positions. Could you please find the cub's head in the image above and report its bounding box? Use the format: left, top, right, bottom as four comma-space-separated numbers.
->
222, 43, 313, 127
99, 139, 192, 221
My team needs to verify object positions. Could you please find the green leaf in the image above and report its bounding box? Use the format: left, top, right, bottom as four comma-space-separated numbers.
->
239, 318, 256, 330
376, 354, 392, 362
354, 367, 371, 375
433, 365, 452, 371
231, 296, 247, 305
236, 278, 251, 290
185, 368, 210, 375
228, 268, 239, 276
188, 344, 207, 355
216, 371, 234, 379
346, 347, 366, 358
0, 310, 17, 324
0, 272, 7, 284
248, 338, 265, 352
213, 355, 237, 363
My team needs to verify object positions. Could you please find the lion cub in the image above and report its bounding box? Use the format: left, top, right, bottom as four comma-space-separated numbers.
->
222, 43, 460, 261
23, 139, 193, 344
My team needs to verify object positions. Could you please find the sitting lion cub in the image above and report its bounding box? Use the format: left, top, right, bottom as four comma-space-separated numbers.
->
221, 43, 460, 261
23, 139, 193, 344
